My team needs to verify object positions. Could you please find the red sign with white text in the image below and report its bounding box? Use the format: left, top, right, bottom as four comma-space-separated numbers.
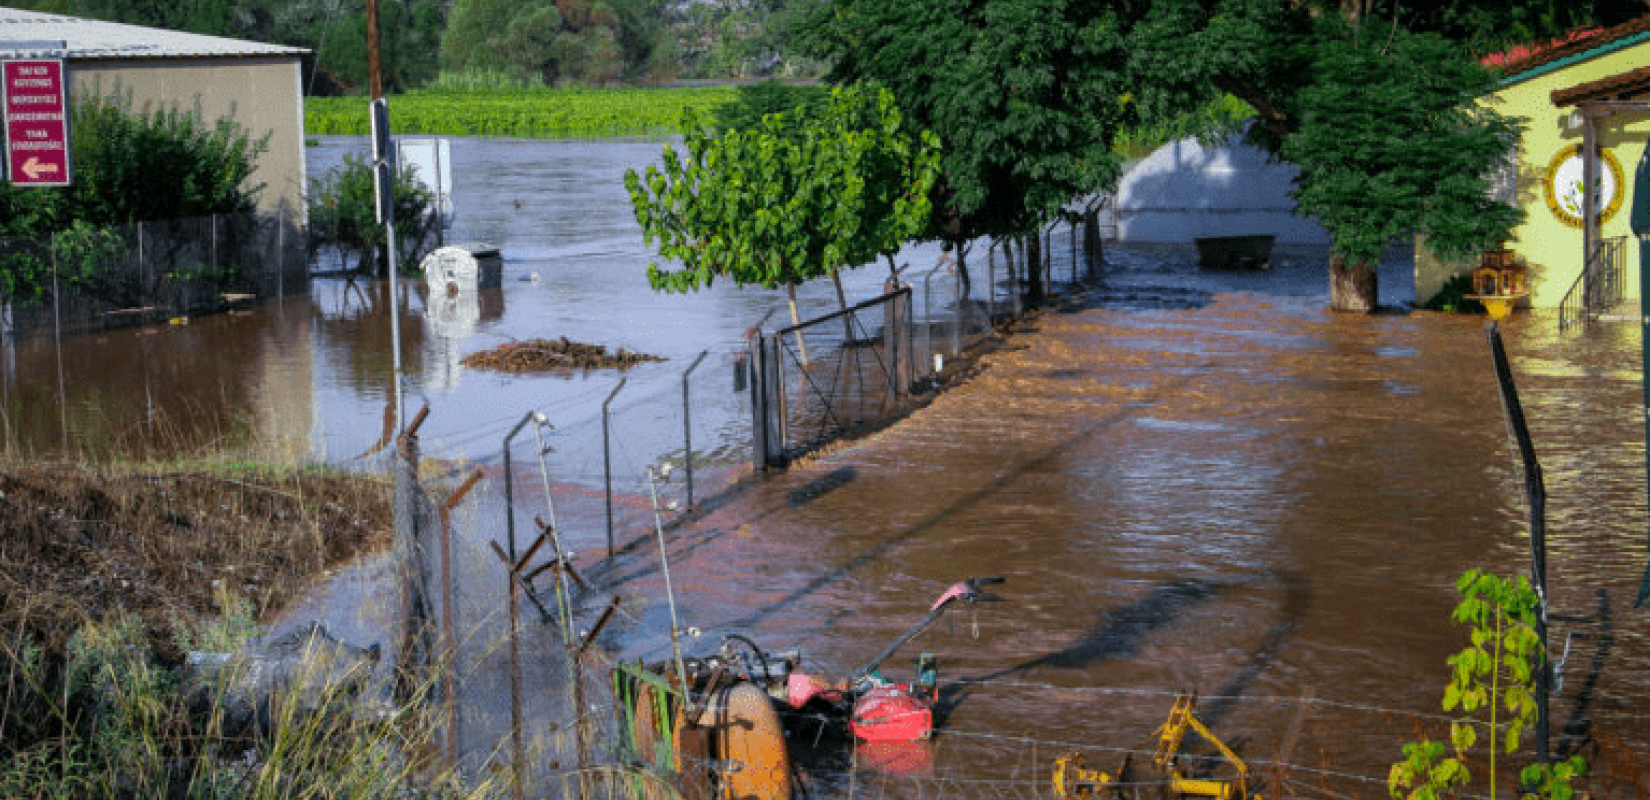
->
3, 60, 70, 187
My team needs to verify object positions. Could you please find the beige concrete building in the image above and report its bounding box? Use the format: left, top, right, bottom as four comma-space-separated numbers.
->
0, 7, 308, 221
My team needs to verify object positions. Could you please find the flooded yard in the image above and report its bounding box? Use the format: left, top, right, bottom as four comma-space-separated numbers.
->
3, 136, 1647, 798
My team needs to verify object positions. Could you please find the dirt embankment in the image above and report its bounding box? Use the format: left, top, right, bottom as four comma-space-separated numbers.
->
0, 465, 392, 662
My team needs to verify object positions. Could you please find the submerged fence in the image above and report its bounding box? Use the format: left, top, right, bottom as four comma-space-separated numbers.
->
387, 385, 1641, 800
364, 211, 1118, 797
0, 210, 308, 340
748, 213, 1107, 467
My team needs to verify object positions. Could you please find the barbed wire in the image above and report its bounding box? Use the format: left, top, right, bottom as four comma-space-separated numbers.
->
945, 679, 1461, 726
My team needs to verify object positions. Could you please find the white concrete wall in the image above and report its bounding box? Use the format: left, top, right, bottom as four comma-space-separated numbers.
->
1115, 131, 1330, 246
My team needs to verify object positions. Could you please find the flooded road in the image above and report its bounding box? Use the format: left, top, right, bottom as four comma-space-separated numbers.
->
612, 257, 1650, 798
4, 134, 1647, 797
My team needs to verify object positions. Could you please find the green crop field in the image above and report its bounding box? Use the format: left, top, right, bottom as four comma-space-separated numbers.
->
305, 86, 739, 139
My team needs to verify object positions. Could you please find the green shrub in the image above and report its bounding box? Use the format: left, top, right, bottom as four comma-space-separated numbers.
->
307, 154, 439, 276
1389, 569, 1586, 800
0, 86, 267, 302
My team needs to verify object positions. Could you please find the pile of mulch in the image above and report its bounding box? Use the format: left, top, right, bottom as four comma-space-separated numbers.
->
460, 337, 665, 373
0, 465, 392, 662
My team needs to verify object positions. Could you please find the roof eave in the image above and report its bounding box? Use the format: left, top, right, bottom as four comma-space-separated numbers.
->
1497, 30, 1650, 91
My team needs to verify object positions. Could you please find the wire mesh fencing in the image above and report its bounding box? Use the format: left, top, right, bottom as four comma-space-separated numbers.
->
912, 215, 1106, 376
384, 456, 1640, 800
762, 288, 914, 461
0, 211, 307, 340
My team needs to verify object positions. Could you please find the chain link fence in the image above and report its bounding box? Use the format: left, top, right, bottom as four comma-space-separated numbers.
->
0, 211, 307, 340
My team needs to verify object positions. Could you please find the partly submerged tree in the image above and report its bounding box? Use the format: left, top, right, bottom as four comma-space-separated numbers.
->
1127, 1, 1528, 311
1279, 24, 1524, 311
306, 154, 439, 277
625, 84, 941, 327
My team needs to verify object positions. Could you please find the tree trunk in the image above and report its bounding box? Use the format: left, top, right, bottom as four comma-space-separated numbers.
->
1026, 234, 1045, 306
787, 281, 809, 364
831, 271, 853, 341
1329, 255, 1378, 312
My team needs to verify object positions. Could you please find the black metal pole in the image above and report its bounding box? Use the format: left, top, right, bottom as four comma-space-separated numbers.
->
1486, 322, 1550, 763
1630, 135, 1650, 608
502, 412, 538, 562
1639, 233, 1650, 608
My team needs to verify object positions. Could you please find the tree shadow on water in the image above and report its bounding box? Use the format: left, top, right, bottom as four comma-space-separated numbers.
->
934, 578, 1229, 726
936, 570, 1310, 733
1555, 588, 1614, 759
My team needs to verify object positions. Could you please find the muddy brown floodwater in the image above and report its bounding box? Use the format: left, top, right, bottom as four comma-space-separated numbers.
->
611, 274, 1650, 800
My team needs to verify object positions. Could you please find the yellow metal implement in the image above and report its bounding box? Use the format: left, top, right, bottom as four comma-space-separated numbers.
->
1053, 694, 1260, 800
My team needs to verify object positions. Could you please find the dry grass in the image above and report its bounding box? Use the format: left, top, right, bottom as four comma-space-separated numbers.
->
0, 462, 392, 662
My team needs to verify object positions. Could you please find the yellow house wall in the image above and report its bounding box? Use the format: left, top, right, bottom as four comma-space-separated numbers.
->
1415, 37, 1650, 308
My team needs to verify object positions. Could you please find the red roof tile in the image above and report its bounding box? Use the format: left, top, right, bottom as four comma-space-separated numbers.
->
1491, 15, 1650, 79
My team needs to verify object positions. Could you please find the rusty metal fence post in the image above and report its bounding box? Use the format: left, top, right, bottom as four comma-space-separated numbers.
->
394, 405, 434, 698
986, 242, 997, 327
495, 409, 544, 800
770, 333, 787, 463
682, 350, 708, 508
1070, 217, 1079, 285
883, 289, 901, 403
602, 378, 627, 557
748, 330, 767, 472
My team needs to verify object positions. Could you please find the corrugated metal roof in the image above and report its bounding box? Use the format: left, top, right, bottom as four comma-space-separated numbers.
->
0, 7, 305, 60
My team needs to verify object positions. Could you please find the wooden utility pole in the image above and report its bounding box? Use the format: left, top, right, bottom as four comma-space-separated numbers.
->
367, 0, 383, 100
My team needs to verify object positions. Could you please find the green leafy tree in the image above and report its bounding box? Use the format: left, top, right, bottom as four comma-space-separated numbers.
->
803, 0, 1130, 303
625, 84, 940, 323
1122, 0, 1647, 311
51, 0, 240, 36
304, 0, 445, 93
1389, 569, 1586, 800
807, 0, 1638, 311
712, 79, 828, 134
667, 0, 823, 78
1278, 24, 1523, 311
441, 0, 544, 73
441, 0, 666, 84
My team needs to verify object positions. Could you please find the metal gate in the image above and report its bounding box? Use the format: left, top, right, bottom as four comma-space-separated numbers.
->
748, 287, 912, 467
